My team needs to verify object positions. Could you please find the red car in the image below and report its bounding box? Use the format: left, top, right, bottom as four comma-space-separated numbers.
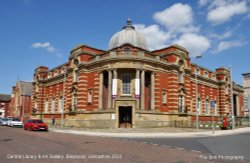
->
24, 119, 48, 131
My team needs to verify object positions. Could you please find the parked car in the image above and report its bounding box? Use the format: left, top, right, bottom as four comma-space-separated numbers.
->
24, 119, 48, 131
0, 117, 8, 125
6, 119, 12, 126
9, 118, 23, 128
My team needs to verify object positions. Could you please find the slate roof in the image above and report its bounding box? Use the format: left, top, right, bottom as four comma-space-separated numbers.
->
0, 94, 11, 102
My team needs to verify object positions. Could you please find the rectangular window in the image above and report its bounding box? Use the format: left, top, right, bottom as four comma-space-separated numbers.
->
178, 96, 185, 113
205, 101, 209, 115
74, 70, 78, 82
204, 72, 208, 78
88, 89, 93, 104
178, 71, 184, 83
54, 70, 58, 76
196, 68, 200, 75
73, 95, 77, 110
51, 99, 55, 113
45, 101, 49, 113
162, 91, 167, 105
212, 74, 216, 80
197, 98, 201, 115
59, 98, 64, 113
122, 74, 131, 95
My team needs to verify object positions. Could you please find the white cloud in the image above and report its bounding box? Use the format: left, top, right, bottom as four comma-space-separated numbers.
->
32, 42, 63, 58
32, 42, 50, 48
153, 3, 196, 33
135, 3, 210, 55
207, 1, 248, 25
32, 42, 56, 52
209, 31, 233, 40
135, 24, 171, 50
214, 40, 247, 53
174, 33, 211, 57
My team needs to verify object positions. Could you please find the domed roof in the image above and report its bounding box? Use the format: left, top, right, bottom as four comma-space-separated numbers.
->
108, 19, 148, 50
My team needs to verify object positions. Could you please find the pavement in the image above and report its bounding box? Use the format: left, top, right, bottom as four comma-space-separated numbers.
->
50, 126, 250, 138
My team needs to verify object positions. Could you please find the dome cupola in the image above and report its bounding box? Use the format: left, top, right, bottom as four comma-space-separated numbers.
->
108, 19, 148, 50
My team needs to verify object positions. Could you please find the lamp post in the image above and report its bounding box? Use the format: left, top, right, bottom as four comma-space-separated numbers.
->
211, 100, 216, 134
195, 55, 202, 130
61, 67, 67, 128
229, 67, 235, 130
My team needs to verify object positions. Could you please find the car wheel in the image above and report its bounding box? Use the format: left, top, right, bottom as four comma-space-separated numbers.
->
24, 126, 27, 130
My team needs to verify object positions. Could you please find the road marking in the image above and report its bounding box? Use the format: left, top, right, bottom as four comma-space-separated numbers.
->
191, 150, 202, 153
161, 145, 172, 148
140, 142, 149, 144
149, 143, 160, 146
175, 147, 185, 150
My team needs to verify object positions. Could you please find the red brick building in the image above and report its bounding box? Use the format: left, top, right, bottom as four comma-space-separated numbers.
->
32, 20, 244, 128
10, 81, 33, 121
0, 94, 11, 118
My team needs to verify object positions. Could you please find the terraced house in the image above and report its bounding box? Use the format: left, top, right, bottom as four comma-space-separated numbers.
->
32, 20, 244, 128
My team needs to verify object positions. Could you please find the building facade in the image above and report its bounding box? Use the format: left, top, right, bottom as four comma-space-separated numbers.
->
242, 73, 250, 116
32, 20, 244, 128
0, 94, 11, 118
10, 81, 33, 121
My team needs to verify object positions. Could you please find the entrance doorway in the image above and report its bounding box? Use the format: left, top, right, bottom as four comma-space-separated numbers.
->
119, 106, 132, 128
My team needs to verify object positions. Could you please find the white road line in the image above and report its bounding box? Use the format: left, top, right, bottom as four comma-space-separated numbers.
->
161, 145, 172, 148
149, 143, 160, 146
140, 142, 149, 144
175, 147, 185, 150
191, 150, 202, 153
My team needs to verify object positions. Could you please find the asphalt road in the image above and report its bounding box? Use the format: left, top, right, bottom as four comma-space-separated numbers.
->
128, 133, 250, 162
0, 126, 219, 163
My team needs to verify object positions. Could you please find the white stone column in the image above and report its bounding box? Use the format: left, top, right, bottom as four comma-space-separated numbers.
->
112, 69, 118, 98
135, 69, 140, 97
108, 70, 112, 109
136, 69, 140, 109
98, 72, 103, 110
140, 70, 145, 110
151, 72, 155, 110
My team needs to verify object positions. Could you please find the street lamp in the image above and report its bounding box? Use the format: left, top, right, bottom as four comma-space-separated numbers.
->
229, 67, 235, 130
195, 55, 202, 130
211, 100, 216, 134
61, 66, 67, 128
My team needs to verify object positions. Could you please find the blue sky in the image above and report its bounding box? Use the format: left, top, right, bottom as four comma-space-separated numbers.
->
0, 0, 249, 94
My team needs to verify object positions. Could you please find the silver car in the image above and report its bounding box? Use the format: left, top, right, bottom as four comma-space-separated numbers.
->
0, 118, 8, 126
